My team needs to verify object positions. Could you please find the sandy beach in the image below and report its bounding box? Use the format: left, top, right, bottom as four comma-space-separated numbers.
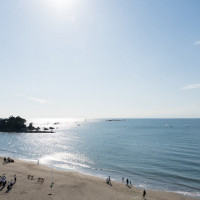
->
0, 157, 196, 200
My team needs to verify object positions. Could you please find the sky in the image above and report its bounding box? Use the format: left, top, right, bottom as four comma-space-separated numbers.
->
0, 0, 200, 118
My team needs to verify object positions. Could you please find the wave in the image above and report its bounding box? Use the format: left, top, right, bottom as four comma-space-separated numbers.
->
151, 171, 200, 185
174, 191, 200, 198
0, 147, 38, 157
0, 147, 29, 157
0, 147, 17, 154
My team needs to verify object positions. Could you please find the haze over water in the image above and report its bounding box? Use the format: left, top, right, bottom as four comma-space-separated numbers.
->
0, 118, 199, 198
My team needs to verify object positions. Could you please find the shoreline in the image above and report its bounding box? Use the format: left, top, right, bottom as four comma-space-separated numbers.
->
0, 156, 197, 200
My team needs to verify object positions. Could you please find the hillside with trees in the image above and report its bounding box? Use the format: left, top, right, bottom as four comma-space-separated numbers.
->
0, 116, 54, 133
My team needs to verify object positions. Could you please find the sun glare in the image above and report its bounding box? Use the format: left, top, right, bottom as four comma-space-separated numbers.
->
41, 0, 80, 21
49, 0, 70, 7
45, 0, 77, 12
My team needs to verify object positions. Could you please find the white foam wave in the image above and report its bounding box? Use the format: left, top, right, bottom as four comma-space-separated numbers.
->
175, 191, 200, 198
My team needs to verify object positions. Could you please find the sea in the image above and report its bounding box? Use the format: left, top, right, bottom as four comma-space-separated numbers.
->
0, 118, 199, 198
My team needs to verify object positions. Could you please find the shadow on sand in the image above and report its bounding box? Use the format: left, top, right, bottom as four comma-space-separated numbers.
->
0, 185, 5, 191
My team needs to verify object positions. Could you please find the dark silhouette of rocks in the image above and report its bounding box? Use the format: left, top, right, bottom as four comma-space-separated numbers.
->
0, 116, 54, 133
0, 116, 26, 132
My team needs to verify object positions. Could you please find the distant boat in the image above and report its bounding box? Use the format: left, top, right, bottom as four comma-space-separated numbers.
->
165, 124, 168, 128
186, 124, 190, 127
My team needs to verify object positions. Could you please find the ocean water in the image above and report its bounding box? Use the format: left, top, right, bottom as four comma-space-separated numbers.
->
0, 118, 199, 198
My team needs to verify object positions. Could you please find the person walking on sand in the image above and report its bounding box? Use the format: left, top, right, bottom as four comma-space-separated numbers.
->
14, 174, 16, 182
143, 189, 146, 199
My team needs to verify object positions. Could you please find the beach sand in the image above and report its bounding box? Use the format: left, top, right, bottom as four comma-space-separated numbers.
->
0, 157, 195, 200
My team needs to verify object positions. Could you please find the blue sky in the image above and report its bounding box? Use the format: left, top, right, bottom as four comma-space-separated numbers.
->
0, 0, 200, 118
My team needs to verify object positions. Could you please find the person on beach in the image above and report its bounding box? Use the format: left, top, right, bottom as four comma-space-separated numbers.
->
7, 180, 13, 190
122, 177, 124, 183
14, 174, 16, 182
130, 181, 132, 187
50, 181, 54, 188
37, 159, 39, 165
143, 189, 146, 199
3, 178, 7, 187
1, 176, 6, 187
108, 176, 111, 185
7, 182, 10, 190
126, 178, 129, 186
106, 176, 111, 185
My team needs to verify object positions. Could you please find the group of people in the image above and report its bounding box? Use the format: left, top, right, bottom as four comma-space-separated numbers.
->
106, 176, 112, 186
122, 177, 146, 198
3, 157, 14, 164
106, 176, 146, 199
0, 174, 16, 190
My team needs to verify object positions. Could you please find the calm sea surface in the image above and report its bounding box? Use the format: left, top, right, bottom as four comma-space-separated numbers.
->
0, 118, 199, 198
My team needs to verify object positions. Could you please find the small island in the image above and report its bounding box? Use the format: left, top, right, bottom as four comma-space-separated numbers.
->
0, 116, 55, 133
106, 119, 125, 122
